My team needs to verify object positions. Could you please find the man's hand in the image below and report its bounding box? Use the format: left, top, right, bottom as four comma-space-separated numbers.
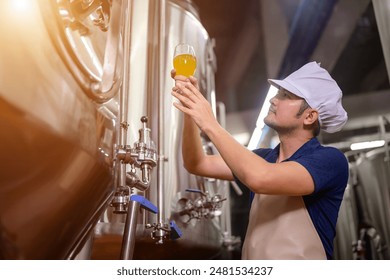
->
171, 69, 199, 90
171, 77, 218, 133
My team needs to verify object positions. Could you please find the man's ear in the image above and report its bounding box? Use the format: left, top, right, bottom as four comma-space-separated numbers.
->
303, 109, 319, 126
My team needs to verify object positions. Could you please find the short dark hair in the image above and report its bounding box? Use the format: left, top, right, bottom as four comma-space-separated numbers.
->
296, 100, 320, 136
296, 99, 310, 116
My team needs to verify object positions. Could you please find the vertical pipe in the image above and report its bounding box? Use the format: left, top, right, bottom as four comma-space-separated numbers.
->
206, 39, 217, 115
120, 0, 130, 148
120, 200, 140, 259
156, 0, 167, 228
118, 0, 133, 188
145, 0, 157, 226
216, 102, 232, 237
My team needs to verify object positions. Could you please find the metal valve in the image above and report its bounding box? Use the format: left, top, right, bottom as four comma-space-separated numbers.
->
146, 221, 182, 244
112, 116, 157, 212
176, 189, 227, 223
131, 116, 157, 167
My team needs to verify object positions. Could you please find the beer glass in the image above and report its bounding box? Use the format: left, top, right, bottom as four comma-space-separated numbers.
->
173, 43, 197, 77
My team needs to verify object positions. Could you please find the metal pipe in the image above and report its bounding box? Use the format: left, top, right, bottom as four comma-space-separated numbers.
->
141, 164, 152, 185
206, 39, 217, 113
156, 0, 167, 229
120, 199, 140, 260
117, 0, 133, 189
120, 0, 132, 148
125, 164, 152, 192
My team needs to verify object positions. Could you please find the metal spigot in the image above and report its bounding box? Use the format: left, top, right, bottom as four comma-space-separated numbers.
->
125, 117, 157, 191
112, 116, 157, 213
177, 189, 227, 222
110, 189, 129, 214
131, 116, 157, 166
146, 221, 182, 244
146, 223, 170, 244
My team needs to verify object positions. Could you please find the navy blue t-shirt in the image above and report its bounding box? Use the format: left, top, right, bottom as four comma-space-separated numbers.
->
235, 137, 349, 259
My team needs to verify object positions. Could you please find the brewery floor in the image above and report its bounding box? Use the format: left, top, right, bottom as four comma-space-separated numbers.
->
91, 234, 241, 260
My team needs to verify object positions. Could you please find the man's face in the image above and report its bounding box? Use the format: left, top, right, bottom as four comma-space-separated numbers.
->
264, 87, 307, 133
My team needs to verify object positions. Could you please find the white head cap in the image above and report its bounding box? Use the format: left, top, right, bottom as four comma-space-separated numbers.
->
268, 61, 348, 133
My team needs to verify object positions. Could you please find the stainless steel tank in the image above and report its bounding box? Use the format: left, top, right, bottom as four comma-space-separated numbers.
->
333, 162, 361, 260
0, 0, 118, 259
354, 147, 390, 259
334, 146, 390, 259
0, 0, 236, 260
92, 0, 236, 260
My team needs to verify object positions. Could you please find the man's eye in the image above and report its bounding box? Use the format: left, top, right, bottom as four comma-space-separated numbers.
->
276, 90, 289, 99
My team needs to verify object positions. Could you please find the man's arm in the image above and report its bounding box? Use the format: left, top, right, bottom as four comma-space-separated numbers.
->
172, 71, 234, 181
172, 79, 315, 196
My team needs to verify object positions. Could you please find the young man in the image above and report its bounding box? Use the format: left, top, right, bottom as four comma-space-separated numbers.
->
171, 61, 349, 259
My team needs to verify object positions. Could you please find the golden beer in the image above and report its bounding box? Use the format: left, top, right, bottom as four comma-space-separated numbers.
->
173, 54, 197, 77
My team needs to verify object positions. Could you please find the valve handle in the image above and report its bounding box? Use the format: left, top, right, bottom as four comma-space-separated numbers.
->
185, 188, 206, 196
141, 116, 148, 128
169, 221, 182, 240
186, 188, 201, 193
130, 195, 158, 214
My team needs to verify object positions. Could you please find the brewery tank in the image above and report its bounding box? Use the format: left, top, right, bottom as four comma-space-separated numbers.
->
334, 147, 390, 259
0, 0, 118, 259
0, 0, 236, 259
93, 0, 235, 260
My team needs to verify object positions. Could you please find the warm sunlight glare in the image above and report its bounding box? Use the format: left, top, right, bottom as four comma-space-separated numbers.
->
11, 0, 33, 12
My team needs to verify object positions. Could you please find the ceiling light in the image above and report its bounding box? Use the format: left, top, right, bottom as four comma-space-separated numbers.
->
350, 140, 385, 151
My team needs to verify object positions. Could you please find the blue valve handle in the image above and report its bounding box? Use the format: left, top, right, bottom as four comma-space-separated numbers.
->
130, 195, 158, 214
185, 188, 203, 193
169, 221, 182, 240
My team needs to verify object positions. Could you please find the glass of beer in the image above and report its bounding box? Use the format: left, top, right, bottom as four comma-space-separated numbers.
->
173, 43, 197, 77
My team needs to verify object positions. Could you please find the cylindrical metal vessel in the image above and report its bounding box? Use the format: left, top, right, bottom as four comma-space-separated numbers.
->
334, 148, 390, 259
0, 0, 118, 259
0, 0, 234, 259
95, 0, 232, 260
355, 148, 390, 259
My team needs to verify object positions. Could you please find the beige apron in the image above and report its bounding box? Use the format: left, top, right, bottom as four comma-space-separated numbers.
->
241, 193, 327, 259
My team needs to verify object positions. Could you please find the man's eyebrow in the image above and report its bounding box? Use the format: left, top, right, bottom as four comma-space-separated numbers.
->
280, 88, 292, 95
281, 89, 303, 99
